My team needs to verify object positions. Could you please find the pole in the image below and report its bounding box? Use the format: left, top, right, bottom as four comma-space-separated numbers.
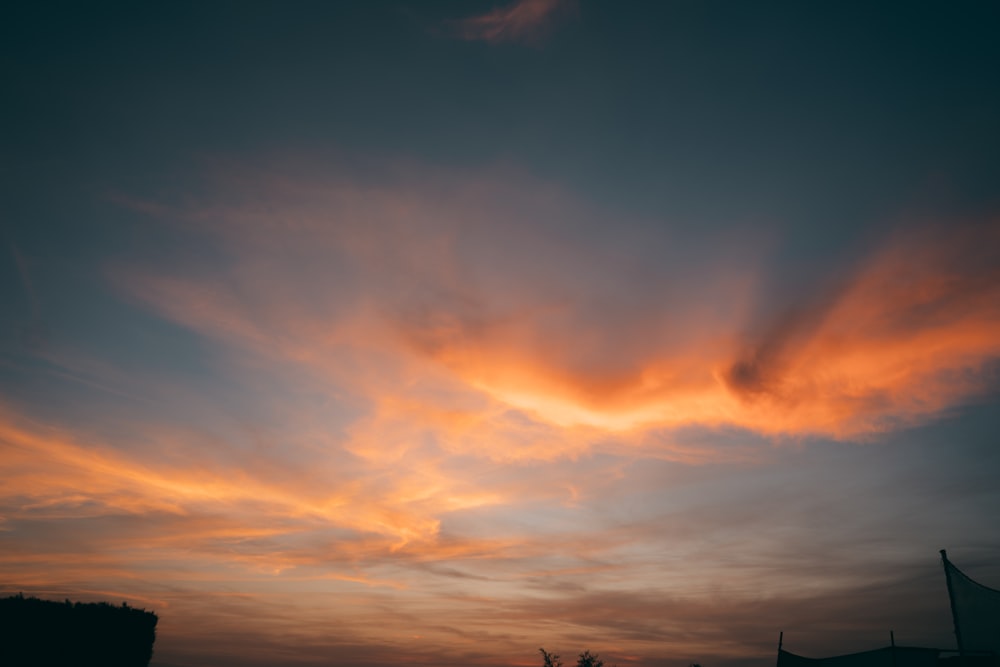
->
941, 549, 965, 660
890, 631, 897, 667
776, 631, 783, 667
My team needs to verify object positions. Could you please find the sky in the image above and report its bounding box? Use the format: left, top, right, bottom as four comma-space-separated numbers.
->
2, 1, 1000, 666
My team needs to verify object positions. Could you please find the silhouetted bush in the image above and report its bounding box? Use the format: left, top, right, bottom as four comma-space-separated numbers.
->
0, 593, 157, 667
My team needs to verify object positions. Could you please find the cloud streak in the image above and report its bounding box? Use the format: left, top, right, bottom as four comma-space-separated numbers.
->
450, 0, 577, 44
724, 223, 1000, 436
116, 163, 1000, 446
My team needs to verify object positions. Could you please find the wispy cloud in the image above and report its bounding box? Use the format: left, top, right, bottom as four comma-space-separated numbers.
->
723, 223, 1000, 436
4, 159, 998, 667
450, 0, 577, 44
114, 163, 1000, 444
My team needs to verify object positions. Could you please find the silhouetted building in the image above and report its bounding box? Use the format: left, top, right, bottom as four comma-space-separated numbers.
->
778, 646, 998, 667
776, 552, 999, 667
778, 645, 942, 667
0, 594, 157, 667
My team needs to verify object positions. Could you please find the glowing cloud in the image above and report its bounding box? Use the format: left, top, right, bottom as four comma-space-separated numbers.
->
116, 164, 1000, 448
723, 223, 1000, 436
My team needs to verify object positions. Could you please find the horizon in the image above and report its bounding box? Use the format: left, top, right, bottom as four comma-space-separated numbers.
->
2, 2, 1000, 666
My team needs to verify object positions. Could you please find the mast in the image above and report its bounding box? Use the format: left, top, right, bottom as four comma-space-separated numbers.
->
940, 549, 965, 659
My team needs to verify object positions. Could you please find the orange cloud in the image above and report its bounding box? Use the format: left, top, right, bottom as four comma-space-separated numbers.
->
721, 223, 1000, 436
390, 222, 1000, 439
0, 408, 464, 558
114, 166, 1000, 452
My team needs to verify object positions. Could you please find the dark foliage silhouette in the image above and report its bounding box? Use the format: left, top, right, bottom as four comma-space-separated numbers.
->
577, 649, 605, 667
541, 648, 564, 667
541, 648, 616, 667
0, 593, 157, 667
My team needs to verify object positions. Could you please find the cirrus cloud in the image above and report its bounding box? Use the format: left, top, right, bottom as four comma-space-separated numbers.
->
113, 162, 1000, 449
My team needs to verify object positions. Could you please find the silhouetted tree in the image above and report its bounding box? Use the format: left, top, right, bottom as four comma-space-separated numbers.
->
541, 648, 564, 667
577, 650, 604, 667
540, 647, 618, 667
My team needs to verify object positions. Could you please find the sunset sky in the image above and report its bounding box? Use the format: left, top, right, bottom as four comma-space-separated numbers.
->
2, 2, 1000, 666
